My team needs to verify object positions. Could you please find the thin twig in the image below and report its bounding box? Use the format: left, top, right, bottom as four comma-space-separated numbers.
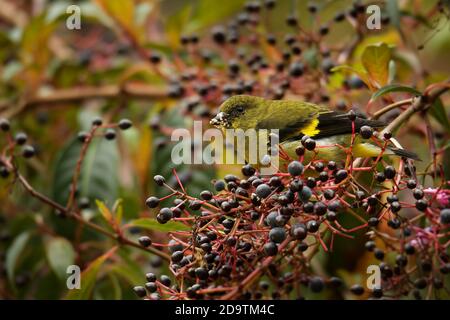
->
221, 238, 291, 300
11, 170, 170, 261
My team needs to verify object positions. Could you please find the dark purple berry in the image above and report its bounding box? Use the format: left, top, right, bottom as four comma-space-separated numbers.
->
288, 161, 304, 176
360, 125, 373, 139
118, 119, 133, 130
146, 196, 160, 208
255, 183, 271, 198
138, 236, 152, 247
133, 286, 147, 297
269, 227, 286, 243
264, 242, 278, 256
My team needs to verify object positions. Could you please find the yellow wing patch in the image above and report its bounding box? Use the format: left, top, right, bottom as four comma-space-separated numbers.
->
300, 118, 320, 137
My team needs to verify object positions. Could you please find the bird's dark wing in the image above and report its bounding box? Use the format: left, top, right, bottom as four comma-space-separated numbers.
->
255, 101, 323, 142
312, 111, 386, 139
255, 101, 386, 142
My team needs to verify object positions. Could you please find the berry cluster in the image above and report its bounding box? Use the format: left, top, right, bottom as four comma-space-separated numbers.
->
134, 140, 450, 299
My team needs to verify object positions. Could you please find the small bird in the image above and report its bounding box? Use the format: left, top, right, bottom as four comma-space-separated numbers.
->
210, 95, 418, 167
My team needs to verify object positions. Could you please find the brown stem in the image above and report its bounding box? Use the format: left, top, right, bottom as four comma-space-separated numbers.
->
381, 80, 450, 135
0, 83, 168, 118
371, 98, 413, 120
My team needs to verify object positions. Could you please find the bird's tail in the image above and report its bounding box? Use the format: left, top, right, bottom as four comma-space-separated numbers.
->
387, 137, 421, 160
389, 147, 421, 161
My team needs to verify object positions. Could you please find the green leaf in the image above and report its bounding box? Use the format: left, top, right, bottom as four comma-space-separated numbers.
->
65, 247, 117, 300
81, 139, 119, 205
361, 43, 392, 87
20, 14, 58, 68
52, 139, 82, 205
6, 232, 31, 285
127, 218, 191, 232
429, 98, 450, 134
52, 138, 119, 206
151, 107, 216, 198
45, 237, 75, 280
331, 65, 371, 88
110, 254, 144, 286
370, 84, 421, 101
107, 273, 122, 300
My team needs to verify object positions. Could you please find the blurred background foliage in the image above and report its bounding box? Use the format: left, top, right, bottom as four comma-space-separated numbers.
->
0, 0, 449, 299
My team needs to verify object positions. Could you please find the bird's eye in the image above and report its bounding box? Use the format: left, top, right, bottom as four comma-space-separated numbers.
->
236, 105, 245, 113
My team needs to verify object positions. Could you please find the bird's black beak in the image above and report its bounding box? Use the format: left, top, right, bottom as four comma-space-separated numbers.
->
210, 112, 228, 127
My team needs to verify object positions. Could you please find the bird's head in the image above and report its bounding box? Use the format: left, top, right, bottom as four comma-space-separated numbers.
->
210, 95, 264, 130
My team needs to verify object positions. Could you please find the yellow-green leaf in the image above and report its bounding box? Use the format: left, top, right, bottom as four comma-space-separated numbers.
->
20, 14, 59, 89
65, 247, 117, 300
21, 15, 58, 66
127, 218, 191, 232
96, 200, 114, 225
361, 43, 392, 88
113, 199, 124, 226
166, 4, 193, 49
95, 0, 141, 43
331, 65, 371, 89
